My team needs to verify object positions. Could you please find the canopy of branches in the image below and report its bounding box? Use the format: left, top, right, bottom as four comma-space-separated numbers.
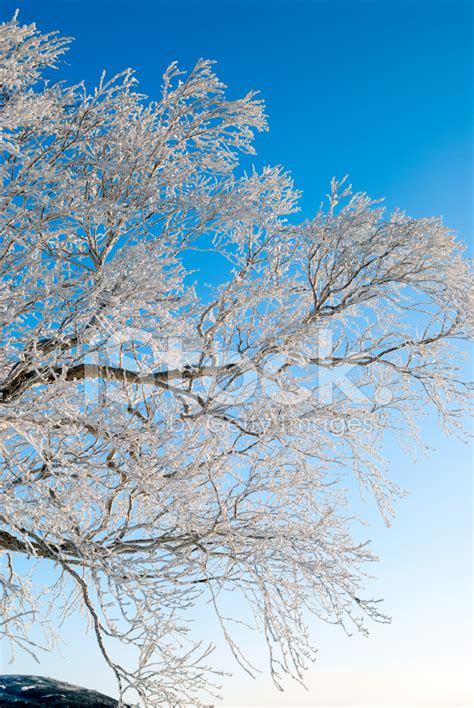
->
0, 13, 472, 707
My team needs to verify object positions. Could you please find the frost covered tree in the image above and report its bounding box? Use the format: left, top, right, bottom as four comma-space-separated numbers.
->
0, 13, 472, 707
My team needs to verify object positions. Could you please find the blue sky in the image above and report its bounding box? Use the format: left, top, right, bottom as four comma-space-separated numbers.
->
4, 0, 470, 231
1, 1, 472, 705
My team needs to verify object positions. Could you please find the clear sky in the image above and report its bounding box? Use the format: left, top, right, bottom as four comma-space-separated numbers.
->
1, 1, 472, 706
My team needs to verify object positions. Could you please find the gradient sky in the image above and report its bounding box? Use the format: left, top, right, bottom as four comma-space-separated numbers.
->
1, 1, 472, 706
